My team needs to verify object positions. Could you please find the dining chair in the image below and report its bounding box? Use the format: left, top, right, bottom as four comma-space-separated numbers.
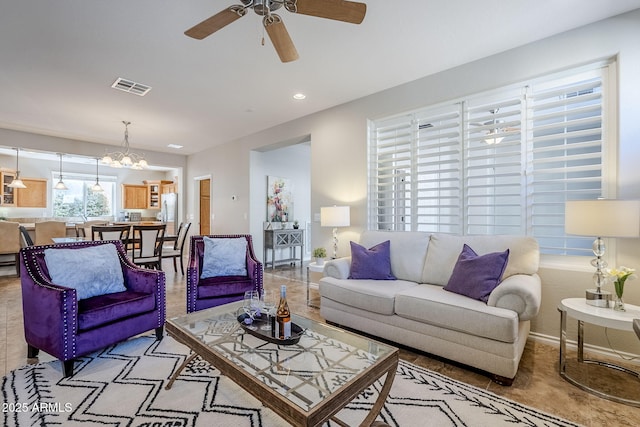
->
131, 224, 166, 270
0, 220, 21, 276
91, 224, 131, 242
34, 221, 67, 245
634, 319, 640, 340
76, 220, 109, 238
162, 222, 191, 275
19, 226, 34, 247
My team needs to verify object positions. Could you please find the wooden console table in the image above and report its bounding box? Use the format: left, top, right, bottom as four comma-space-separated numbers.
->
264, 229, 304, 270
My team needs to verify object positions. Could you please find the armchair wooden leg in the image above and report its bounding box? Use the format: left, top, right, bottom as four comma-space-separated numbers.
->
155, 326, 165, 340
173, 258, 177, 272
62, 360, 75, 378
27, 344, 39, 358
179, 257, 185, 275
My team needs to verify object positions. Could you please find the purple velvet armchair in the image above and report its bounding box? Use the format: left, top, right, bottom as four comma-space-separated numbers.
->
20, 240, 166, 377
187, 234, 263, 313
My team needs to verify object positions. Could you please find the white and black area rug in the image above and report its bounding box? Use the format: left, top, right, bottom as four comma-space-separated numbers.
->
2, 335, 580, 427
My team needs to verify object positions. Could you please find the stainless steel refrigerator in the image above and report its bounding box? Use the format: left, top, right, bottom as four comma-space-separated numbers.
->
161, 192, 178, 235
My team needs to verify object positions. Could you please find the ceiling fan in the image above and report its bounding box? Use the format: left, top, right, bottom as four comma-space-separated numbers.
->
184, 0, 367, 63
470, 109, 520, 145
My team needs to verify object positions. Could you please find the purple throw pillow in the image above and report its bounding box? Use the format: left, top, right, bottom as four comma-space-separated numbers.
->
348, 240, 396, 280
444, 244, 509, 303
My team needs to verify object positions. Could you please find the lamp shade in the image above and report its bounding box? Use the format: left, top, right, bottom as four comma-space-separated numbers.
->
321, 206, 350, 228
565, 200, 640, 238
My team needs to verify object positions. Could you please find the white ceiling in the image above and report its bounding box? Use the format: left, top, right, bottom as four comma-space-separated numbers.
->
1, 0, 639, 156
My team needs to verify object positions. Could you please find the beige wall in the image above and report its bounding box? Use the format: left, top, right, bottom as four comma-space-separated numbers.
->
187, 10, 640, 353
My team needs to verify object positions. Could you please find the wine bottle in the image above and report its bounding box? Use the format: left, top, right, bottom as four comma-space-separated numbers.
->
275, 285, 291, 339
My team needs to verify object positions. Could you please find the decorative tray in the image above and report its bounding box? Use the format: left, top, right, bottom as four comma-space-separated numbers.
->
237, 313, 305, 345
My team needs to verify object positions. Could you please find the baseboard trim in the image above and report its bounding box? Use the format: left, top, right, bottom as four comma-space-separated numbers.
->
528, 331, 640, 366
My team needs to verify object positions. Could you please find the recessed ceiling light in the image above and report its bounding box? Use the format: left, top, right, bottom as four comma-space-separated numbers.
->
293, 93, 306, 100
167, 144, 183, 149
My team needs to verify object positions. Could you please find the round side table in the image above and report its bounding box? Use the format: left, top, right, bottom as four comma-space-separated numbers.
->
558, 297, 640, 407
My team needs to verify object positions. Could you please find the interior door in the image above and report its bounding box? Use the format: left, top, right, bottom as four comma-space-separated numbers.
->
199, 179, 210, 234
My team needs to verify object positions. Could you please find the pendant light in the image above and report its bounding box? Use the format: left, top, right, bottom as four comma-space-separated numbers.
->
8, 148, 27, 189
91, 158, 104, 192
101, 121, 149, 169
54, 153, 68, 190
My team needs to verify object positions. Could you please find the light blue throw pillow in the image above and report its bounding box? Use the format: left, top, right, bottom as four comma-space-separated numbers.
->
201, 237, 248, 278
44, 243, 126, 300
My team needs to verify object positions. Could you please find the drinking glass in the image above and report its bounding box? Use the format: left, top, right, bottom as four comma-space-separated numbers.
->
260, 290, 276, 331
242, 290, 260, 330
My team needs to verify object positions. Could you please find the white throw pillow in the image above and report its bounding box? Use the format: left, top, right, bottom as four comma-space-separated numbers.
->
201, 237, 248, 278
44, 243, 126, 300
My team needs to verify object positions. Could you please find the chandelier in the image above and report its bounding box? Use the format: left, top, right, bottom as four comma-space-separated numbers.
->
101, 121, 149, 169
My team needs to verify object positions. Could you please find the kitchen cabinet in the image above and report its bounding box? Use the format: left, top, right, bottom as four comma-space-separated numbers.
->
144, 180, 173, 209
122, 184, 148, 209
17, 178, 47, 207
162, 182, 177, 194
0, 169, 17, 206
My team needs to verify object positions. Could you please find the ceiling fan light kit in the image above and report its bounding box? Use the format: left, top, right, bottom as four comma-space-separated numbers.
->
185, 0, 367, 62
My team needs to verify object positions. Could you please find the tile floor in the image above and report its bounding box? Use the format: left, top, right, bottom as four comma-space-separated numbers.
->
1, 260, 639, 426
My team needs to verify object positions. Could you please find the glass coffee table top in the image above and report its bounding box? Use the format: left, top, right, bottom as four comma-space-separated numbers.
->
166, 301, 398, 418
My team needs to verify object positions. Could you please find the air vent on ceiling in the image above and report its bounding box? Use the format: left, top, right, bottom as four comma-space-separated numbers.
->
111, 77, 152, 96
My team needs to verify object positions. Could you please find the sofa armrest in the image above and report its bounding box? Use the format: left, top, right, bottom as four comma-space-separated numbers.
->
487, 273, 541, 321
324, 257, 351, 280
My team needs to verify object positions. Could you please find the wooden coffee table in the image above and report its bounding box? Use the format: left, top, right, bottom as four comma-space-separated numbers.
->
166, 301, 398, 426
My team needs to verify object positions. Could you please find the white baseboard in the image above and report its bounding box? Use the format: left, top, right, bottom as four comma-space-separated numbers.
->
528, 331, 640, 367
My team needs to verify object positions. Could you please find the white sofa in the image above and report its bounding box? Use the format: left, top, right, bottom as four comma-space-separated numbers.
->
319, 231, 541, 384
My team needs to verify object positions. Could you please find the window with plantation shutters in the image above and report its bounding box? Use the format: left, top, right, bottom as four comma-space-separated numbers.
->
369, 105, 461, 232
528, 69, 606, 256
464, 95, 524, 235
368, 61, 614, 256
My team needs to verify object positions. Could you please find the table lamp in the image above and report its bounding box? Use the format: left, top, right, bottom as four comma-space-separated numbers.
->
321, 206, 350, 259
565, 199, 640, 307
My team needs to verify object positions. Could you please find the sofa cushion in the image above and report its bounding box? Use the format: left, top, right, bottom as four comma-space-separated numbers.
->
44, 243, 126, 300
201, 237, 247, 278
422, 234, 539, 286
78, 290, 156, 331
348, 240, 396, 280
444, 244, 509, 302
395, 284, 519, 343
319, 276, 419, 315
359, 230, 430, 283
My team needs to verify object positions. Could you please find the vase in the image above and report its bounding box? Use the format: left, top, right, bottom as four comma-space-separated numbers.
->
613, 296, 625, 311
613, 280, 625, 312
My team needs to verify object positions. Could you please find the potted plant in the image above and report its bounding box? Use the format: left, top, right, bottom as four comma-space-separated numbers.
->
313, 247, 327, 265
293, 220, 299, 229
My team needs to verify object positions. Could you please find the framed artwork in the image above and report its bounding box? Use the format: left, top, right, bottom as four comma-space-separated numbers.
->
267, 176, 292, 222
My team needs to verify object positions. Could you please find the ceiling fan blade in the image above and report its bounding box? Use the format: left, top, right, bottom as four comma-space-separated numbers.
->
185, 6, 247, 40
264, 15, 299, 63
292, 0, 366, 24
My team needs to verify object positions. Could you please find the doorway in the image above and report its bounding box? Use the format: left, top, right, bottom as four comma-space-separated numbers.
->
199, 178, 210, 234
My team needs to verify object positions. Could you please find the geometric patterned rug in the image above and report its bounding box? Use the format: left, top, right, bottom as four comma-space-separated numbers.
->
1, 335, 582, 427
